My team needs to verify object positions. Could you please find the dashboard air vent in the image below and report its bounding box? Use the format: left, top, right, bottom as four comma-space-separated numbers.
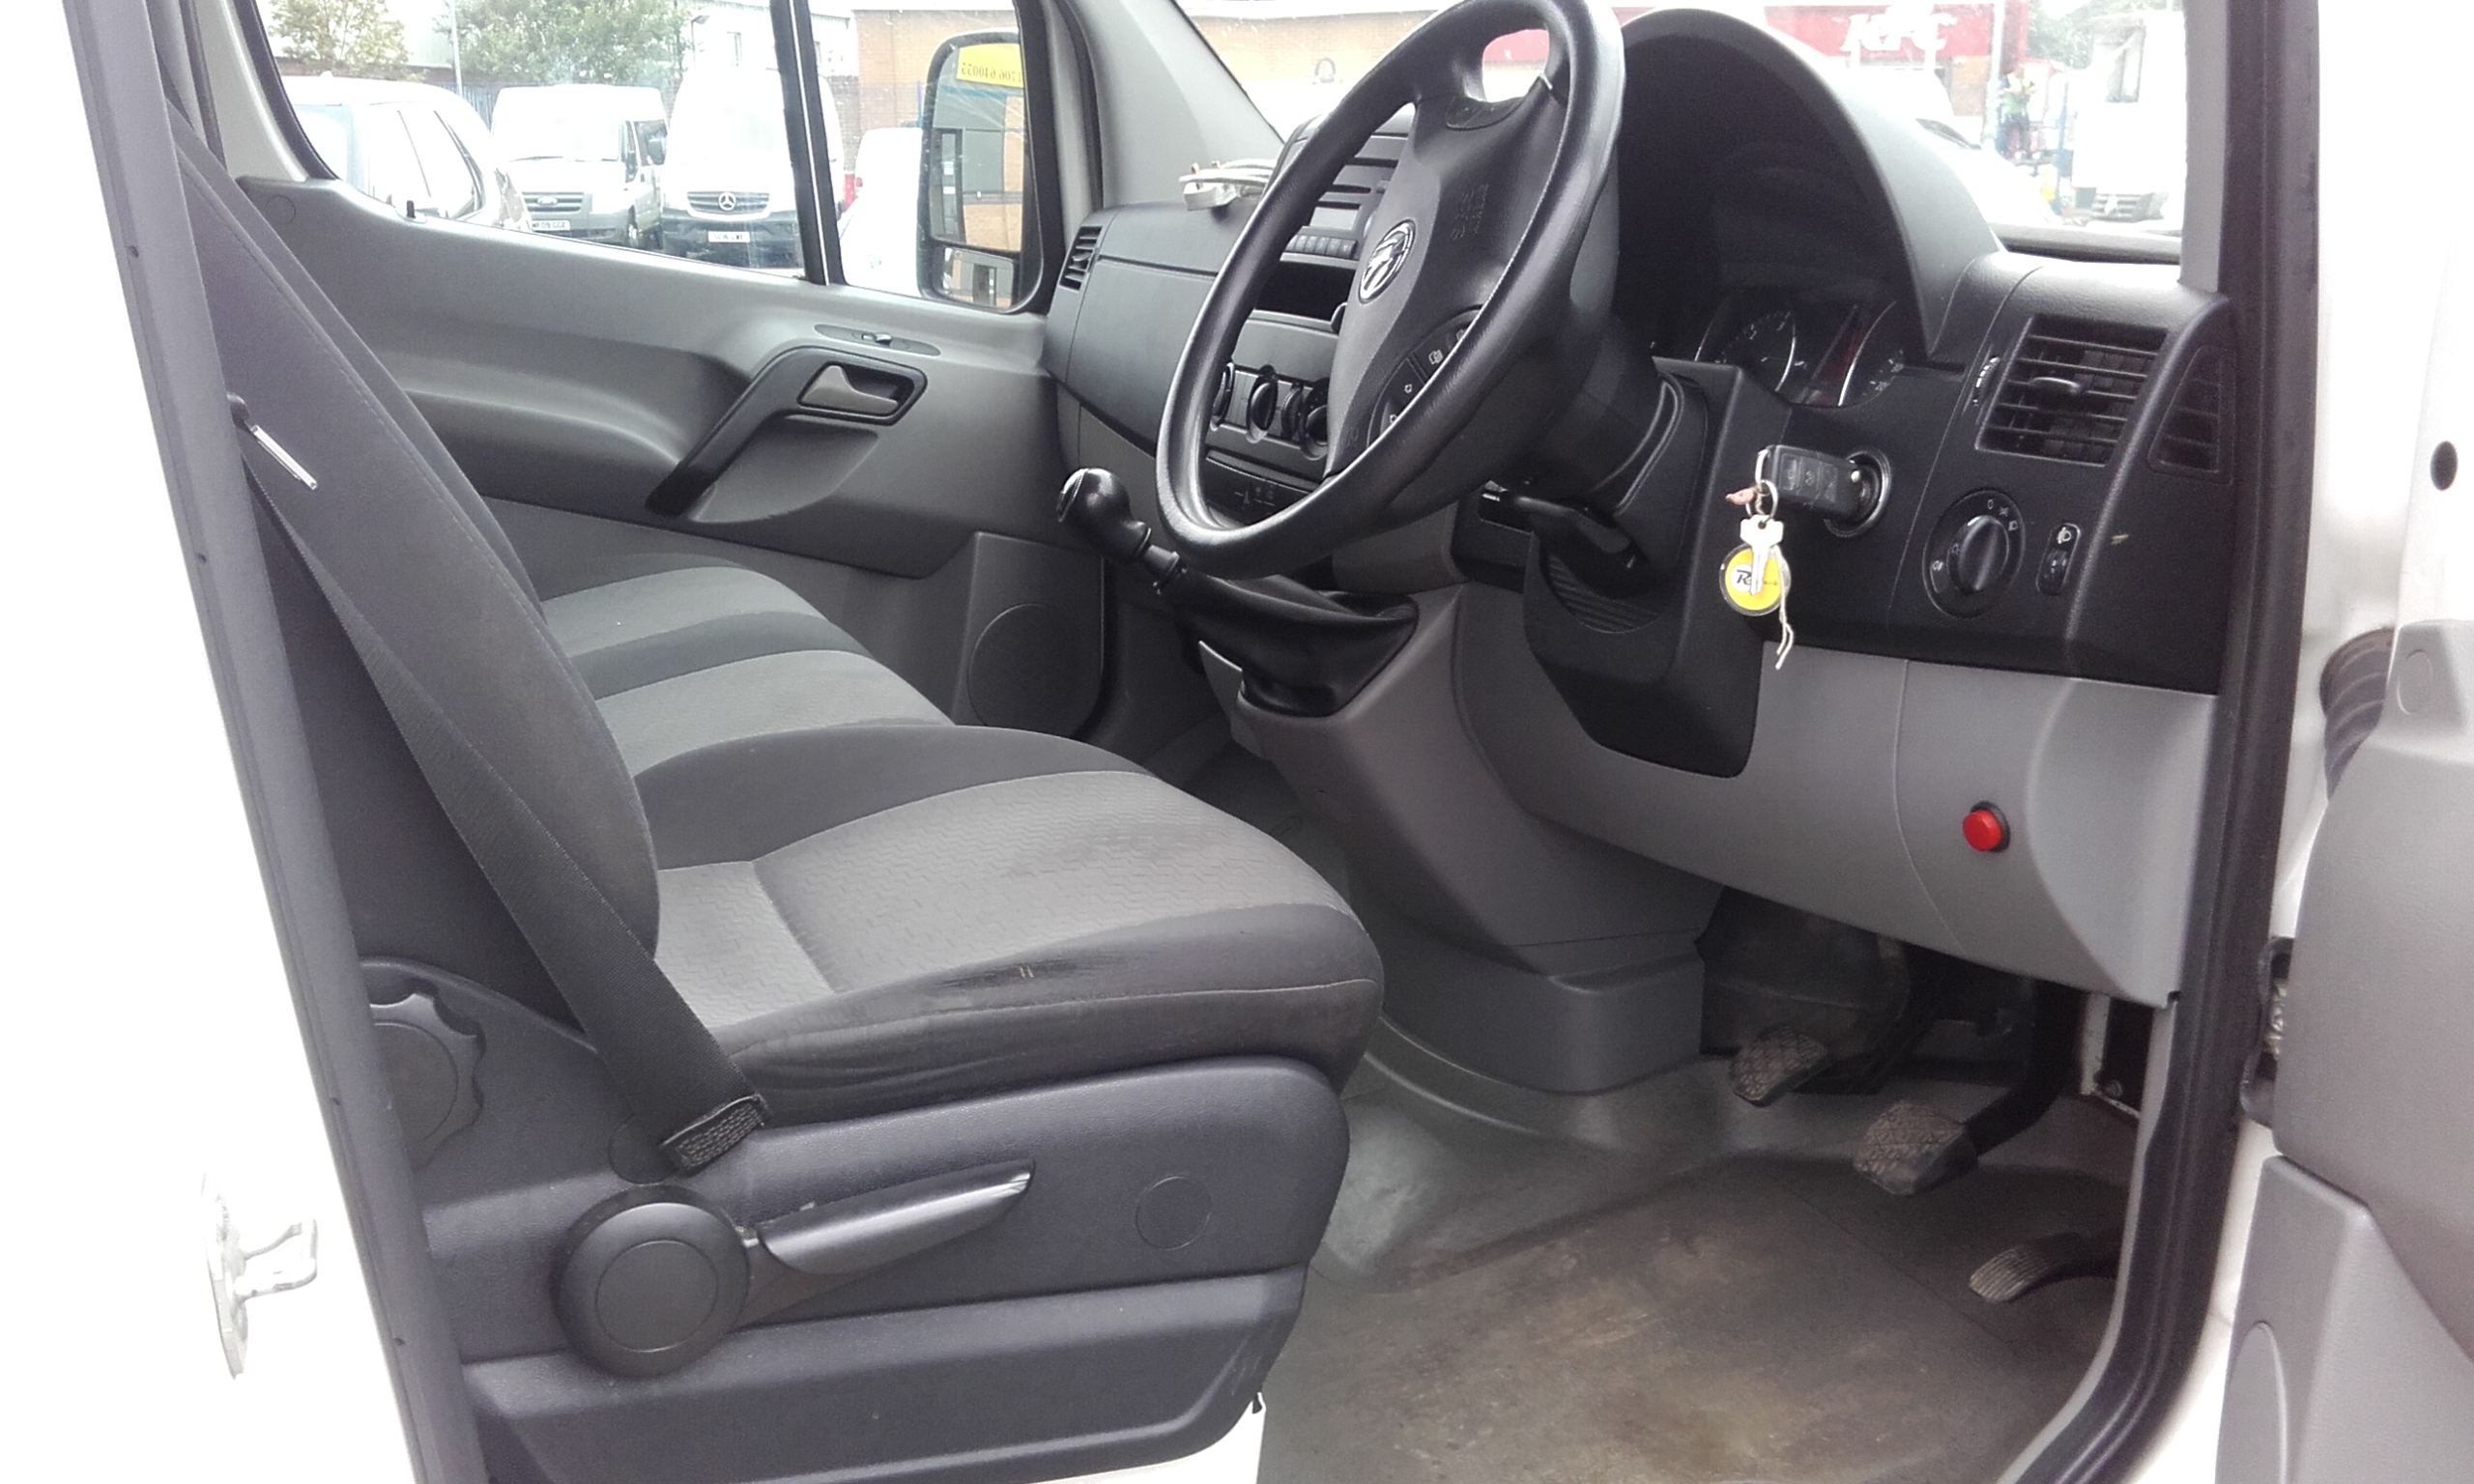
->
1981, 318, 2167, 465
1289, 134, 1403, 261
1059, 223, 1103, 291
2149, 346, 2232, 478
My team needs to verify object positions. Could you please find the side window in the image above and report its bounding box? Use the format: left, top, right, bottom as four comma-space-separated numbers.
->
830, 12, 1037, 307
266, 0, 801, 270
262, 0, 1042, 300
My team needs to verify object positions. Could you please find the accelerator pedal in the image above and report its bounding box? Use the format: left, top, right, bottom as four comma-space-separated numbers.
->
1854, 1099, 1977, 1196
1970, 1227, 2124, 1302
1729, 1027, 1832, 1106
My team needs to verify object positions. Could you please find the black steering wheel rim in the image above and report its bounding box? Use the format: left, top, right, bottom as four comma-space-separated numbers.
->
1156, 0, 1624, 579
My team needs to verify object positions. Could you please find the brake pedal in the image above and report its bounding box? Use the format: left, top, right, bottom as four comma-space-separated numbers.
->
1970, 1227, 2123, 1302
1729, 1027, 1831, 1106
1853, 1099, 1977, 1195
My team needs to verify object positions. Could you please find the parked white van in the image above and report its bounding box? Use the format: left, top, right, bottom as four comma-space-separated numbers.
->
283, 75, 528, 232
490, 83, 668, 248
2062, 8, 2187, 226
660, 64, 844, 271
838, 127, 923, 295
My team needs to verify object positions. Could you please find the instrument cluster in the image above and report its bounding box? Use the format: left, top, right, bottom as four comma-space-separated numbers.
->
1695, 291, 1909, 409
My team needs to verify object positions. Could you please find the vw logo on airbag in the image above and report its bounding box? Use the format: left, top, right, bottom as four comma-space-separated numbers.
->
1359, 219, 1416, 301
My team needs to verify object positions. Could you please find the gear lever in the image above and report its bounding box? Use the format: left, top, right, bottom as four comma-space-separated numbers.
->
1058, 467, 1177, 577
1056, 468, 1416, 716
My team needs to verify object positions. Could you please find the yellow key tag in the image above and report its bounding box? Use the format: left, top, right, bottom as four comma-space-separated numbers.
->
1720, 471, 1798, 667
1719, 542, 1787, 616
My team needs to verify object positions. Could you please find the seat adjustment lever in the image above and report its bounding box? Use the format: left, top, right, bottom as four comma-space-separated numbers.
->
555, 1161, 1034, 1378
740, 1161, 1032, 1324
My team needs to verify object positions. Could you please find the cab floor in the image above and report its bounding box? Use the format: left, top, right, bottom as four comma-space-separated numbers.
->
1261, 1069, 2127, 1484
1183, 746, 2128, 1482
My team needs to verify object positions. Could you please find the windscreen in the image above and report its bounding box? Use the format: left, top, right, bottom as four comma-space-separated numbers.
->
1174, 0, 2190, 256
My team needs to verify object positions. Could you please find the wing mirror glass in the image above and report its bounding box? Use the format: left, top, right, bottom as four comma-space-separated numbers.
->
916, 32, 1025, 308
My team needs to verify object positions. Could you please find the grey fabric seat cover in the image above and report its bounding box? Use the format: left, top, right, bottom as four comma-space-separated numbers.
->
635, 726, 1377, 1121
179, 126, 1383, 1124
538, 556, 955, 767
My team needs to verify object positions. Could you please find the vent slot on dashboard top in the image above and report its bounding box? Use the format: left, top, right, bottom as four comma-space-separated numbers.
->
1981, 317, 2167, 465
2149, 346, 2232, 478
1288, 136, 1402, 262
1059, 223, 1103, 291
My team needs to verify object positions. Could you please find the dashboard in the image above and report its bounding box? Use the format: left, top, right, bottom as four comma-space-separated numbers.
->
1036, 11, 2232, 1009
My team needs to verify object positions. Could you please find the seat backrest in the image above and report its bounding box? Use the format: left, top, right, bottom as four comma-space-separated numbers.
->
182, 121, 767, 1167
178, 131, 663, 950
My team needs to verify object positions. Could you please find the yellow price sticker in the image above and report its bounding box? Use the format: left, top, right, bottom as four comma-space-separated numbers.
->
955, 43, 1024, 90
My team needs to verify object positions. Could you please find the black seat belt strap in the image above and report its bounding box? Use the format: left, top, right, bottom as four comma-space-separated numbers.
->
232, 405, 763, 1171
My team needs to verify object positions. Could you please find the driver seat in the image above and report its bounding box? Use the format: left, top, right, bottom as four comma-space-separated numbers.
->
179, 128, 1382, 1141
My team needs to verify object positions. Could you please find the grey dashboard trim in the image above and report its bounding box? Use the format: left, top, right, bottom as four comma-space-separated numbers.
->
1456, 583, 2207, 1004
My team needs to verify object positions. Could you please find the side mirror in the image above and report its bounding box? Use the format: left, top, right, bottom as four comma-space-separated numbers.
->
916, 32, 1026, 308
644, 129, 667, 168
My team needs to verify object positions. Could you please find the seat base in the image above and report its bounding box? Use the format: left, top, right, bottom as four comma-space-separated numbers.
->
472, 1268, 1300, 1484
379, 962, 1351, 1364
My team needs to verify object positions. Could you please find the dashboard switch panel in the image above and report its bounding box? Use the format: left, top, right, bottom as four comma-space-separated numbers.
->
1926, 491, 2024, 616
2036, 523, 2083, 595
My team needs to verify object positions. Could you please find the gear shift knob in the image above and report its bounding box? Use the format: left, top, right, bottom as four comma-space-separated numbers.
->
1056, 468, 1158, 566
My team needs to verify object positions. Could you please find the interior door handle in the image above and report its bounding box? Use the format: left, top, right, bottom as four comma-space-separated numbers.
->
647, 344, 926, 516
799, 362, 909, 418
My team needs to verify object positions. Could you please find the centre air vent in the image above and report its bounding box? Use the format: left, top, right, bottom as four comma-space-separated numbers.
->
1059, 223, 1103, 291
1981, 317, 2167, 465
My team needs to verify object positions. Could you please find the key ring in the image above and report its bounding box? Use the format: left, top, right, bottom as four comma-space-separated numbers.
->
1751, 446, 1780, 519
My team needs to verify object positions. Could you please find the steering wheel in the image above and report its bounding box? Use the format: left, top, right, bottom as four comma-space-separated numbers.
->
1157, 0, 1624, 578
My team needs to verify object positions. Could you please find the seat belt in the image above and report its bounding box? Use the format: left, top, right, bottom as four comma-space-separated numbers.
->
230, 400, 765, 1173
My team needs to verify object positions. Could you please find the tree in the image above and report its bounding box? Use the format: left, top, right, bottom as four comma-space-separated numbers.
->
450, 0, 691, 89
2028, 0, 2180, 71
272, 0, 409, 77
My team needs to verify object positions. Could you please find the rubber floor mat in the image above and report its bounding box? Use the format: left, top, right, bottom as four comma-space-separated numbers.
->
1263, 1157, 2120, 1484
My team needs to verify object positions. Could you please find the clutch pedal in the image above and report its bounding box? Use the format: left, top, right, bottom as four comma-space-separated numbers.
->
1852, 1099, 1977, 1196
1728, 1026, 1831, 1106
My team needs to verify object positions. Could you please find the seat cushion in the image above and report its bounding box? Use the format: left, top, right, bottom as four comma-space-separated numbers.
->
640, 727, 1383, 1123
543, 561, 873, 699
539, 557, 952, 774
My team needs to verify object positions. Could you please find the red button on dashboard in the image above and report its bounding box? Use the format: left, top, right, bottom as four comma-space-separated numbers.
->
1962, 805, 2009, 853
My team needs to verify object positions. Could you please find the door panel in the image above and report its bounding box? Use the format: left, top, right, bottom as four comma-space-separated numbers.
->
2223, 619, 2474, 1481
2223, 1159, 2474, 1484
245, 178, 1100, 730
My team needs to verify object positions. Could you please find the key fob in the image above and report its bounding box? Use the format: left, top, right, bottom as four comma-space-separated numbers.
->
1760, 445, 1883, 528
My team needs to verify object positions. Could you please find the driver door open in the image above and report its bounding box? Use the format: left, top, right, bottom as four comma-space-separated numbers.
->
2220, 620, 2474, 1481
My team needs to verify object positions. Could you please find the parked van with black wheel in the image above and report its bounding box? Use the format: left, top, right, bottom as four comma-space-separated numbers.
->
491, 83, 669, 248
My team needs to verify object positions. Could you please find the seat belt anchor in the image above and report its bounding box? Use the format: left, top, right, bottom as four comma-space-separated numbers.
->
226, 393, 318, 489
